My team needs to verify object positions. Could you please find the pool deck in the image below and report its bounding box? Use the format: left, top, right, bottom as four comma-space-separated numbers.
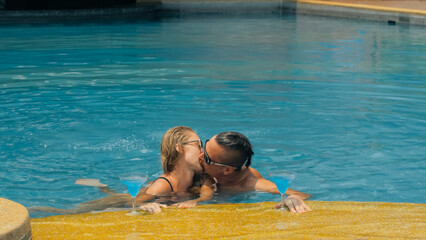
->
0, 0, 425, 25
30, 201, 426, 239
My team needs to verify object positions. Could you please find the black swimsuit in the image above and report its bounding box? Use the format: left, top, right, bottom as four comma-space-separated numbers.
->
156, 177, 174, 192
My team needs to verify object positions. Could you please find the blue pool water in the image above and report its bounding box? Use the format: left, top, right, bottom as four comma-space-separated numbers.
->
0, 14, 425, 218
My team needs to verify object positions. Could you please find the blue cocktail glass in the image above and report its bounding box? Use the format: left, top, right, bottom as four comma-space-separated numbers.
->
120, 173, 148, 215
269, 170, 296, 210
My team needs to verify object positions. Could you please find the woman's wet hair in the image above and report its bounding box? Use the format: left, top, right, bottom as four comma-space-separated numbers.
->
215, 131, 254, 170
160, 126, 194, 173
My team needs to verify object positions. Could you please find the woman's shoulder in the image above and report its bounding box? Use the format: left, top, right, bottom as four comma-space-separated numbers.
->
145, 175, 174, 195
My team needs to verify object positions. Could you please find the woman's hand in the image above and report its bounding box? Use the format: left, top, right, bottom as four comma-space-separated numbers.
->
139, 202, 167, 213
274, 194, 311, 213
173, 200, 198, 209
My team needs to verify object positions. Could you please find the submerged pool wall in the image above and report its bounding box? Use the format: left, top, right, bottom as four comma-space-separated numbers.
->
160, 0, 284, 13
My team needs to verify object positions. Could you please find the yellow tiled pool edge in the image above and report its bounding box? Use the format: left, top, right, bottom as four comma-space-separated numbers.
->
30, 201, 426, 239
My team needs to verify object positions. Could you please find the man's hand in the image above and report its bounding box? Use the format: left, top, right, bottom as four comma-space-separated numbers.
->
140, 203, 167, 213
173, 200, 198, 209
274, 194, 311, 213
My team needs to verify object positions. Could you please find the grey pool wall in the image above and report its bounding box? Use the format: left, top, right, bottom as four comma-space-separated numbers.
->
0, 0, 425, 25
280, 0, 426, 26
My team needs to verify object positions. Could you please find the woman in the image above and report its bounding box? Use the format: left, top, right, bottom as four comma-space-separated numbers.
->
29, 126, 215, 214
138, 126, 215, 213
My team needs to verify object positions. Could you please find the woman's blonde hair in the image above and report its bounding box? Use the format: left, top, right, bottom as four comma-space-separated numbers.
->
161, 126, 194, 174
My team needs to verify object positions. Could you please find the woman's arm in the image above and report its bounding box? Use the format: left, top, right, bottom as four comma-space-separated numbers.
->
193, 179, 216, 203
174, 177, 215, 209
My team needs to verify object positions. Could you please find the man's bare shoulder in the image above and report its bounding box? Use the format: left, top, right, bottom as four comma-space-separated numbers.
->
248, 167, 264, 179
238, 167, 262, 190
216, 168, 254, 192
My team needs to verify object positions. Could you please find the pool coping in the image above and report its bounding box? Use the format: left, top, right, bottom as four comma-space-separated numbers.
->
0, 0, 425, 25
282, 0, 426, 25
0, 198, 32, 240
293, 0, 426, 16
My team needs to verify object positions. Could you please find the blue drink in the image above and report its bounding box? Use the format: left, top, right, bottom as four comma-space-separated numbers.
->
121, 177, 146, 198
269, 170, 296, 211
119, 173, 148, 215
270, 177, 291, 195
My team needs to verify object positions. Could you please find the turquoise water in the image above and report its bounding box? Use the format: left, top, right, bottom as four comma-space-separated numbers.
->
0, 14, 425, 218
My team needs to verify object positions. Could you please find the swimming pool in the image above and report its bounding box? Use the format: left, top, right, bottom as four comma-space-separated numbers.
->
1, 14, 425, 218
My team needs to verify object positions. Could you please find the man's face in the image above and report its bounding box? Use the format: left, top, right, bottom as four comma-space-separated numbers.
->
200, 135, 240, 178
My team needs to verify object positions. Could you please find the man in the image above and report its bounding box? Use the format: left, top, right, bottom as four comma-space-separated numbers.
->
52, 131, 310, 214
199, 131, 311, 213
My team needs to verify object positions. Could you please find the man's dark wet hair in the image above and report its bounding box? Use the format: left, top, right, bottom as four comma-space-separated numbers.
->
215, 131, 254, 171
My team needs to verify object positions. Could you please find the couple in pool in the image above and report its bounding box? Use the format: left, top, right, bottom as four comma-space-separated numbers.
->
137, 126, 311, 213
31, 126, 311, 214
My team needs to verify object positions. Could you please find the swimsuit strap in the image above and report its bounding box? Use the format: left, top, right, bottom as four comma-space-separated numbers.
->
156, 176, 174, 192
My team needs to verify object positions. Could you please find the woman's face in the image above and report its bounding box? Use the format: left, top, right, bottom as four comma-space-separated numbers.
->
182, 131, 204, 173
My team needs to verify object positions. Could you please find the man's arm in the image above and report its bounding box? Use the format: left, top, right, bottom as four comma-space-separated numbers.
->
250, 167, 311, 199
249, 168, 312, 213
286, 188, 312, 200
